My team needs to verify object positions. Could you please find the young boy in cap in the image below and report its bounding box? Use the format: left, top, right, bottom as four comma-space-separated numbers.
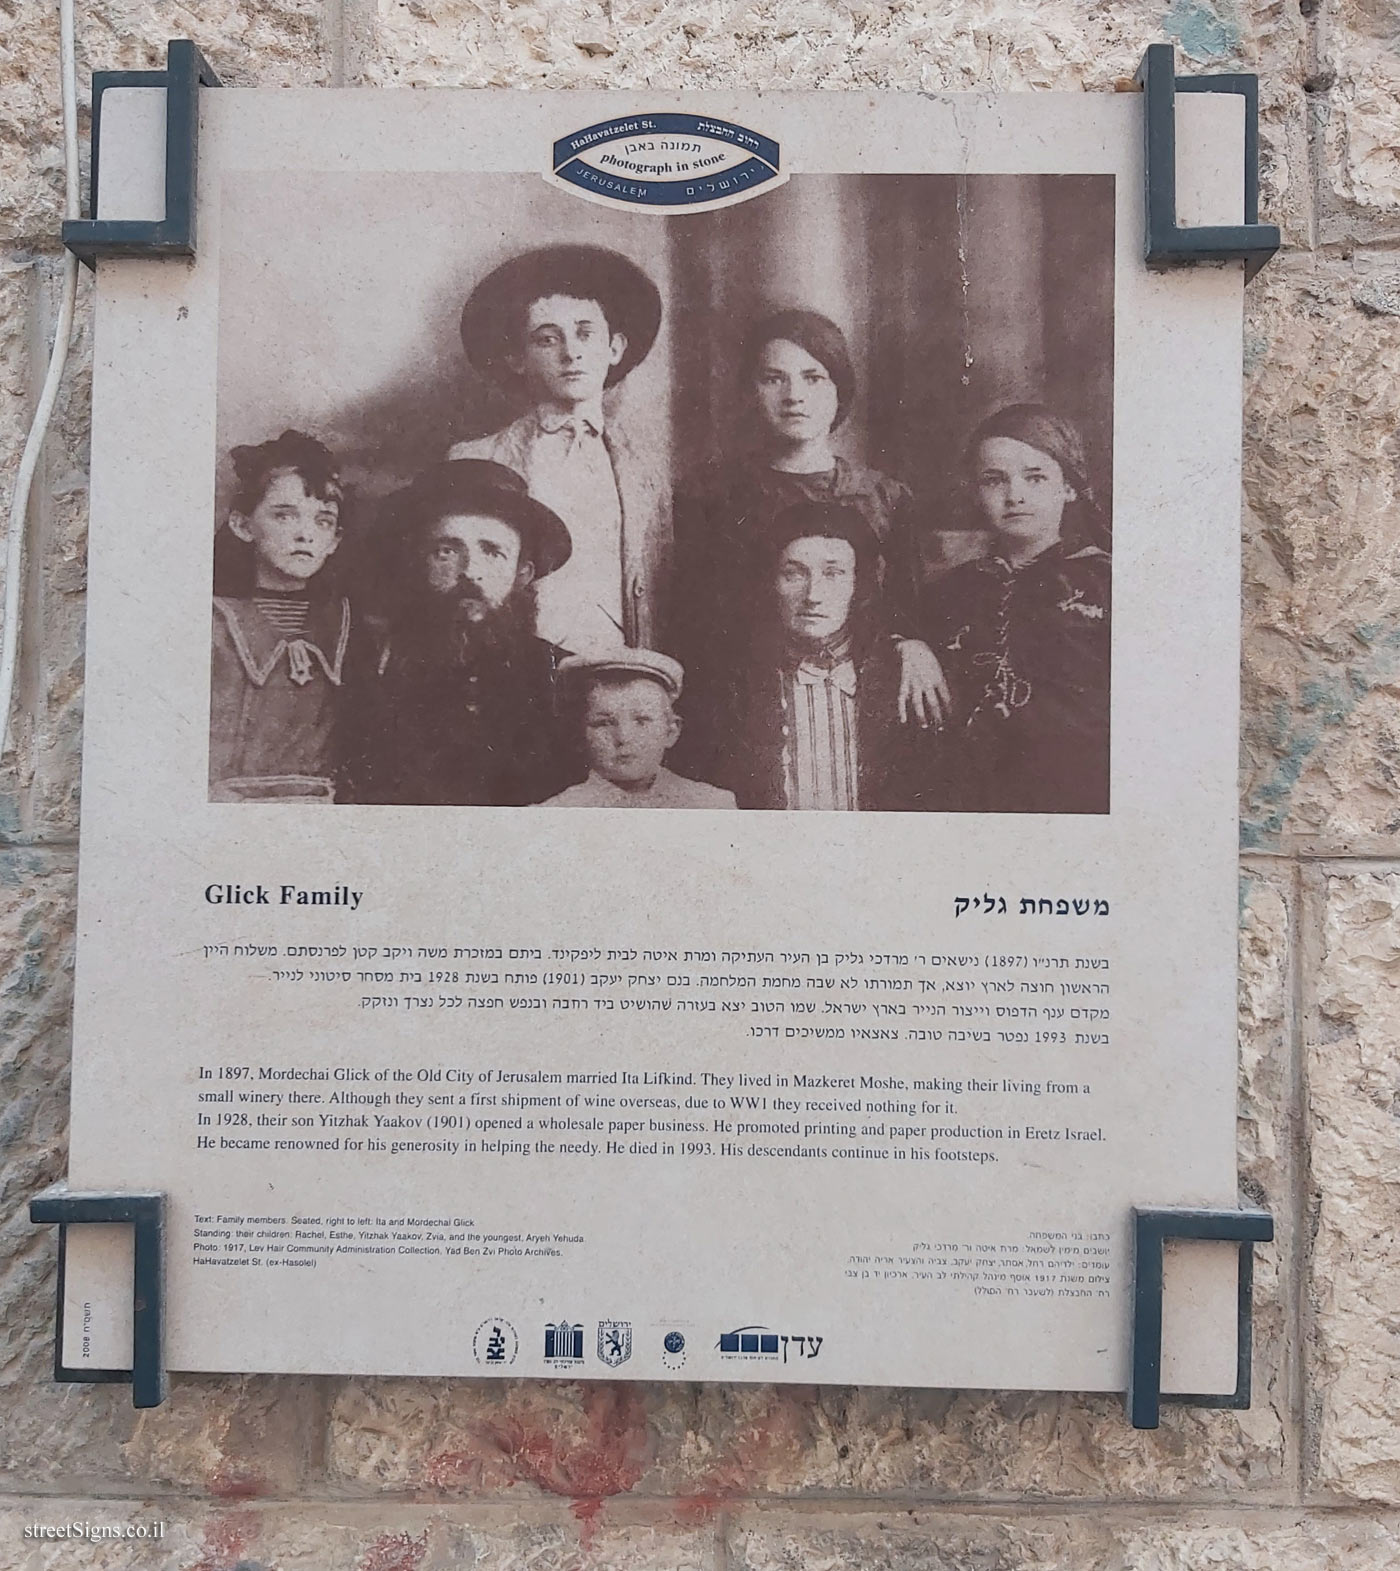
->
451, 244, 665, 656
544, 649, 735, 809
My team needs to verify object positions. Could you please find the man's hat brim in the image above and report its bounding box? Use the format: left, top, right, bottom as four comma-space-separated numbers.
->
387, 461, 572, 579
461, 245, 662, 389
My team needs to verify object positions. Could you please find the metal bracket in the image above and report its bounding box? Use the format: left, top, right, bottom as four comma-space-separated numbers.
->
1128, 1205, 1273, 1430
1136, 42, 1280, 281
63, 38, 221, 269
29, 1187, 168, 1408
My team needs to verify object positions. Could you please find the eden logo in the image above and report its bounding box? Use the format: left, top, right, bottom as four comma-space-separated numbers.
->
717, 1326, 823, 1362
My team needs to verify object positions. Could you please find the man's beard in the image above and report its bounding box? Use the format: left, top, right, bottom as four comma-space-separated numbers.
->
411, 585, 536, 669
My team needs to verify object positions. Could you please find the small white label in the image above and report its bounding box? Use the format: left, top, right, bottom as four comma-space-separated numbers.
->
61, 1225, 135, 1370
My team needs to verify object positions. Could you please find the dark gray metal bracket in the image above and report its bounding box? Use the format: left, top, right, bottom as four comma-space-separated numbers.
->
29, 1187, 168, 1408
1128, 1205, 1273, 1429
1136, 42, 1279, 280
63, 38, 221, 268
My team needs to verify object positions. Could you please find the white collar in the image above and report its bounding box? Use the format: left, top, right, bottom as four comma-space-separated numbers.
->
535, 402, 605, 439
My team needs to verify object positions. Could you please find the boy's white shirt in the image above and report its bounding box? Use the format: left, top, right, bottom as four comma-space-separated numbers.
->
450, 399, 626, 655
542, 766, 737, 809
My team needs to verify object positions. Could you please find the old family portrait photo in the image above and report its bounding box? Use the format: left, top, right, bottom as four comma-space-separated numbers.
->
210, 173, 1113, 813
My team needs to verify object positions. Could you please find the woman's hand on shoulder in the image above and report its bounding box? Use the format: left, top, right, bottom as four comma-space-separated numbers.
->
894, 638, 951, 728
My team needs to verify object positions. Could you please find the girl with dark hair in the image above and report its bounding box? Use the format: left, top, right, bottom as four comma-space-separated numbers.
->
672, 308, 948, 780
921, 404, 1111, 814
209, 430, 353, 801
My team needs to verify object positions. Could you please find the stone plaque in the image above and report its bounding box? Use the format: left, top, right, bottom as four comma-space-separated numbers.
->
62, 86, 1248, 1389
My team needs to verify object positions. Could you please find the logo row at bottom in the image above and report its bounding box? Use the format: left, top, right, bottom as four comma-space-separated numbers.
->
471, 1320, 821, 1369
472, 1318, 644, 1369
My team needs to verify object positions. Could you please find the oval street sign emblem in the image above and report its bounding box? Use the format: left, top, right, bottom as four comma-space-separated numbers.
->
550, 113, 784, 213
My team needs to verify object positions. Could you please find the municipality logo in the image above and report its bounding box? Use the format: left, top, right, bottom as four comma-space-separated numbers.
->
473, 1318, 518, 1367
550, 114, 783, 213
597, 1320, 633, 1368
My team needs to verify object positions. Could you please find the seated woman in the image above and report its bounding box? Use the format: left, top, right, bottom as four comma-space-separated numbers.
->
921, 403, 1111, 814
671, 309, 947, 779
711, 500, 937, 812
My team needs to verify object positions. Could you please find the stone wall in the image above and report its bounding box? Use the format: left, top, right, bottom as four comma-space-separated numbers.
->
2, 1, 1398, 1566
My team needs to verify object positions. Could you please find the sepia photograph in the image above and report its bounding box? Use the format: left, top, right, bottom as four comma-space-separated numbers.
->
210, 172, 1114, 812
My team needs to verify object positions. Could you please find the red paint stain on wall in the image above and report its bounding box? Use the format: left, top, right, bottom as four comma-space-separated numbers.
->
570, 1494, 605, 1550
423, 1447, 487, 1490
358, 1529, 429, 1571
424, 1384, 650, 1542
208, 1464, 267, 1500
190, 1510, 263, 1571
490, 1384, 649, 1499
674, 1492, 726, 1524
681, 1386, 819, 1507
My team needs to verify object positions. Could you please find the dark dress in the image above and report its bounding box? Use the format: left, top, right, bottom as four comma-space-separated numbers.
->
670, 455, 922, 662
921, 540, 1111, 814
669, 455, 923, 787
337, 615, 579, 806
209, 595, 350, 801
710, 635, 940, 812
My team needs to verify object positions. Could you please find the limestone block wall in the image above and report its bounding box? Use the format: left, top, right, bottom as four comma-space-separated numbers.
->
1, 1, 1398, 1566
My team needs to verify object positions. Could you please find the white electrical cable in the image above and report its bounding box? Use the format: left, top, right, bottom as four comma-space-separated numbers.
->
0, 0, 81, 756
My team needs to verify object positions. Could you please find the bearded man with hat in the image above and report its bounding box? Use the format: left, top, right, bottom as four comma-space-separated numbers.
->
338, 459, 582, 806
450, 244, 665, 657
699, 499, 941, 812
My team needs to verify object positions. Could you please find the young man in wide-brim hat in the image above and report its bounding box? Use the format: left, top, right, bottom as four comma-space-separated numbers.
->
450, 243, 666, 658
338, 459, 583, 807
